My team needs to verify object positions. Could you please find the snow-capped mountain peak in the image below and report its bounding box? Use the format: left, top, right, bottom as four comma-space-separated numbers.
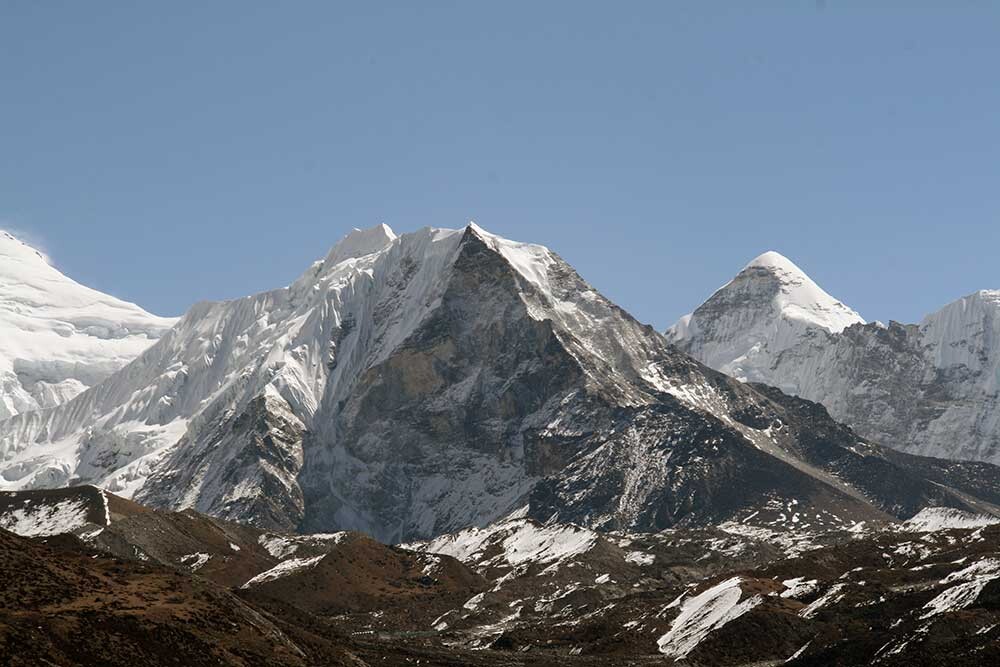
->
666, 251, 863, 383
744, 249, 797, 270
737, 250, 864, 333
0, 230, 177, 419
669, 252, 1000, 464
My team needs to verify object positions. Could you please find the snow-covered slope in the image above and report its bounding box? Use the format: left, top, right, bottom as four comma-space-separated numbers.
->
2, 227, 998, 541
901, 507, 1000, 533
0, 231, 176, 419
668, 254, 1000, 463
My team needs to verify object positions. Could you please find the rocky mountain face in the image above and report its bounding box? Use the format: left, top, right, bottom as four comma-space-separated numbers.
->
668, 252, 1000, 464
0, 231, 176, 419
2, 226, 1000, 543
4, 486, 1000, 666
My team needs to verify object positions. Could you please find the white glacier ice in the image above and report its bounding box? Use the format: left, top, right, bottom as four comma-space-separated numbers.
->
0, 231, 176, 419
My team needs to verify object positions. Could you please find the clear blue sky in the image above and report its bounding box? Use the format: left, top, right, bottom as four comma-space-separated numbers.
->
2, 2, 997, 327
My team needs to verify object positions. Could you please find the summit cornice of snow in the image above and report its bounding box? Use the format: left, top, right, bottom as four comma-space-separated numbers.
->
322, 223, 398, 266
744, 249, 800, 271
0, 230, 51, 265
0, 230, 177, 332
0, 230, 177, 419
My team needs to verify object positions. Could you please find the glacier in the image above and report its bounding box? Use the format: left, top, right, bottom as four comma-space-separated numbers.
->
0, 231, 176, 419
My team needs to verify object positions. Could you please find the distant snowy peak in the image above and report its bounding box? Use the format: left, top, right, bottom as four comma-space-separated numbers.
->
0, 231, 177, 418
721, 250, 863, 334
669, 250, 1000, 464
666, 251, 862, 383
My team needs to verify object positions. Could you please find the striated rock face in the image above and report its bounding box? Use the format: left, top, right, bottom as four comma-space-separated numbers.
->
0, 231, 176, 419
2, 228, 1000, 542
140, 389, 307, 531
296, 228, 589, 540
668, 253, 1000, 464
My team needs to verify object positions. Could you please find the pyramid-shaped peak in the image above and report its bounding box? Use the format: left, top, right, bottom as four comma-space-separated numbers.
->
462, 220, 500, 244
730, 251, 863, 333
465, 220, 489, 235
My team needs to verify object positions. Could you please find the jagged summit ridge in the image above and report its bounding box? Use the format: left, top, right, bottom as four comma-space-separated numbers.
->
0, 230, 177, 419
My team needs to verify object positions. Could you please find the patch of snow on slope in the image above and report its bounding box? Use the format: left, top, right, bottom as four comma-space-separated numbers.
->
902, 507, 1000, 533
786, 641, 811, 662
0, 497, 90, 536
717, 520, 821, 558
800, 583, 847, 618
657, 577, 763, 659
625, 550, 655, 566
920, 558, 1000, 619
258, 532, 347, 559
179, 552, 211, 571
241, 554, 326, 588
500, 521, 597, 567
781, 577, 819, 599
99, 489, 111, 525
463, 592, 486, 611
410, 519, 598, 569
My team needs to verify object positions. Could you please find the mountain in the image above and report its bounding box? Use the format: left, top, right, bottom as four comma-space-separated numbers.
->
4, 486, 1000, 666
0, 231, 176, 419
666, 251, 865, 383
667, 252, 1000, 464
2, 226, 1000, 542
